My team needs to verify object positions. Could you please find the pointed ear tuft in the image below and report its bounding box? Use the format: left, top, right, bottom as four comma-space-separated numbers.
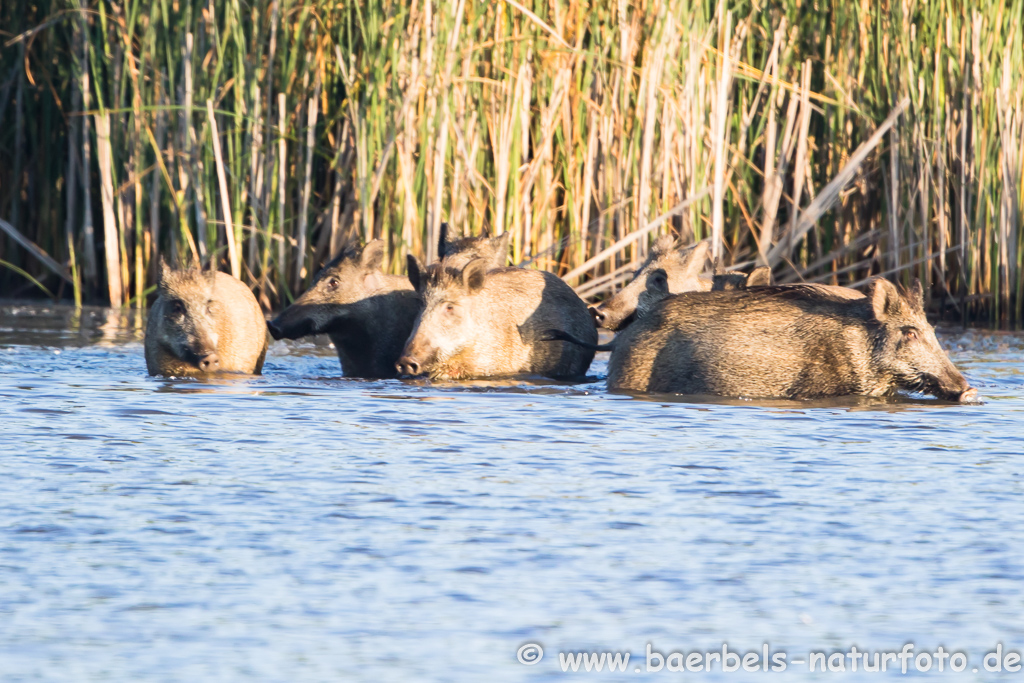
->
652, 234, 676, 255
908, 278, 925, 312
492, 231, 511, 266
438, 222, 451, 259
867, 277, 901, 322
407, 254, 424, 292
158, 256, 172, 286
361, 240, 386, 271
462, 258, 489, 292
747, 265, 773, 287
202, 259, 218, 286
682, 240, 711, 279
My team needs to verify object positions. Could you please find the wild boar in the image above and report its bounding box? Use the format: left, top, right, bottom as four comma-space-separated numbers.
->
604, 276, 976, 401
396, 257, 597, 380
591, 236, 710, 330
437, 222, 511, 269
267, 240, 421, 378
145, 261, 267, 376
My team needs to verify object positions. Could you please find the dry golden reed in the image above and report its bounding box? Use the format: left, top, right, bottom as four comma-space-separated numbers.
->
0, 0, 1021, 324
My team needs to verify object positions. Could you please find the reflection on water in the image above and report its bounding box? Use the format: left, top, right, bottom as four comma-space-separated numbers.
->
1, 302, 1023, 681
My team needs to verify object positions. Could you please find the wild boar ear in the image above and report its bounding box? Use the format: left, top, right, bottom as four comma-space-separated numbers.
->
158, 256, 172, 286
652, 234, 676, 256
406, 255, 424, 292
437, 222, 451, 259
682, 240, 711, 279
492, 231, 511, 265
747, 266, 773, 287
646, 268, 670, 296
361, 240, 386, 271
908, 278, 925, 312
867, 277, 901, 322
462, 258, 489, 293
202, 259, 218, 286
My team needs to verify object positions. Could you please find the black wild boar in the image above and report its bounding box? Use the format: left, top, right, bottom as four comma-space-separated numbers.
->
145, 261, 267, 376
437, 222, 511, 269
606, 276, 976, 401
591, 236, 710, 330
267, 240, 421, 378
396, 257, 597, 380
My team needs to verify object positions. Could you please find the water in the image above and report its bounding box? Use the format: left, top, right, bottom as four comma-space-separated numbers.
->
1, 303, 1022, 681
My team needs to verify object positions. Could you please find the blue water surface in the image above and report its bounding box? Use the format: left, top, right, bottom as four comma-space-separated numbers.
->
0, 304, 1022, 681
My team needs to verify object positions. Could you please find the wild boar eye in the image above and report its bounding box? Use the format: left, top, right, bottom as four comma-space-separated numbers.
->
445, 303, 455, 313
327, 277, 340, 290
902, 327, 919, 341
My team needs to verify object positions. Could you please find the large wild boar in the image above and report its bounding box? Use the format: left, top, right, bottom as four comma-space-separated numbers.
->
437, 222, 511, 269
267, 240, 421, 378
603, 276, 976, 401
145, 261, 267, 376
396, 258, 597, 380
591, 236, 710, 330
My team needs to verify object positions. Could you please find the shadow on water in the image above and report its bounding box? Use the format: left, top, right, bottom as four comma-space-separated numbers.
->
618, 390, 976, 412
395, 374, 602, 393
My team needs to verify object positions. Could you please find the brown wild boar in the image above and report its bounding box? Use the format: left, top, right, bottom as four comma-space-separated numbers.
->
396, 257, 597, 380
437, 222, 511, 269
145, 261, 267, 376
591, 236, 710, 330
267, 240, 421, 378
603, 276, 976, 401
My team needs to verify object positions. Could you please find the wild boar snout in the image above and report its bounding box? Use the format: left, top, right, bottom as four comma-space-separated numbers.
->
934, 363, 975, 402
591, 301, 631, 331
198, 353, 220, 372
959, 387, 979, 403
396, 356, 422, 376
266, 309, 315, 340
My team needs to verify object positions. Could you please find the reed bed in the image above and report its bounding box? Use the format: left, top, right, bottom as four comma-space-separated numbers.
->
0, 0, 1021, 325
